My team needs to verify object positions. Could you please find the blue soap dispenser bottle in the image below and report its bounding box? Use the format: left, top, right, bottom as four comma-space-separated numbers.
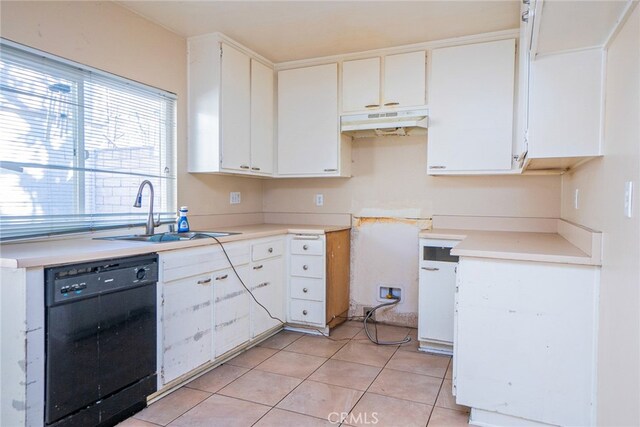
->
177, 206, 190, 233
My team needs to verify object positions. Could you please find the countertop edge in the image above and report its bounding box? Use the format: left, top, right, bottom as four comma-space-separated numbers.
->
1, 224, 351, 269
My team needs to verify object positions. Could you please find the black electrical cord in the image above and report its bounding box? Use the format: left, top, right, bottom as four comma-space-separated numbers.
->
363, 299, 412, 345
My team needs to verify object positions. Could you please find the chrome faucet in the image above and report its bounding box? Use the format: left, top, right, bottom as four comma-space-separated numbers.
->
133, 180, 161, 235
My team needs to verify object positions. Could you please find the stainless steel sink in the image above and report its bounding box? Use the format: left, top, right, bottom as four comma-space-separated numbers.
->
95, 231, 240, 243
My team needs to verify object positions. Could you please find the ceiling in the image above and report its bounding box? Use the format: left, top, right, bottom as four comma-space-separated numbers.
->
118, 1, 520, 63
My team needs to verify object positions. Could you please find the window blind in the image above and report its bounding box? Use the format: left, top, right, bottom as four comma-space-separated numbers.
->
0, 41, 177, 240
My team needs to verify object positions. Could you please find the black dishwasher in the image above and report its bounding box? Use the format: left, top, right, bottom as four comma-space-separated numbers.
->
45, 254, 158, 427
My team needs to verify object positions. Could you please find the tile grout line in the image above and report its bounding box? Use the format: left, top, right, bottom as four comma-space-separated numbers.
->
425, 358, 452, 427
250, 330, 358, 426
160, 333, 301, 425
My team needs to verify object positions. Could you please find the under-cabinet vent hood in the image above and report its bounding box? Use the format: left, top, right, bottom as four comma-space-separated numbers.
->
341, 109, 429, 138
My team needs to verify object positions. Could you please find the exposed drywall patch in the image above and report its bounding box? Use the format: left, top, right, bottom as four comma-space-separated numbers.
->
349, 216, 430, 328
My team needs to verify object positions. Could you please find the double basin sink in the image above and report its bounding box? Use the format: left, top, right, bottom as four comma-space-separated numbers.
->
96, 231, 240, 243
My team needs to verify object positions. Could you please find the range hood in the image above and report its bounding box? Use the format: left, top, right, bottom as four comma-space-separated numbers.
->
341, 108, 429, 138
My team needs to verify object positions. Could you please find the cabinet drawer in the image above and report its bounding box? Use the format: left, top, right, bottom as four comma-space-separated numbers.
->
291, 238, 324, 255
252, 239, 284, 261
290, 255, 324, 278
290, 299, 324, 325
162, 242, 249, 283
290, 277, 324, 302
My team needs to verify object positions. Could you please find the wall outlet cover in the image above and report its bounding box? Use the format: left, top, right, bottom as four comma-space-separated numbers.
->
230, 192, 241, 204
624, 181, 633, 218
315, 194, 324, 206
574, 188, 580, 210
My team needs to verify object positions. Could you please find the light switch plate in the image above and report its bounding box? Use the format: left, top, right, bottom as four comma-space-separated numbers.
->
574, 189, 580, 210
230, 192, 241, 204
624, 181, 633, 218
315, 194, 324, 207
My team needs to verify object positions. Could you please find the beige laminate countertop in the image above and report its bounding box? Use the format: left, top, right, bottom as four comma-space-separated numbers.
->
420, 228, 599, 266
0, 224, 350, 269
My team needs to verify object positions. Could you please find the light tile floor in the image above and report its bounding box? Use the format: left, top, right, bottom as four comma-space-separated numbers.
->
121, 322, 470, 427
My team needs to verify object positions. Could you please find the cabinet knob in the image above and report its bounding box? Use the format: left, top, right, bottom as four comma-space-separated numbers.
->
268, 247, 273, 253
303, 265, 309, 270
303, 244, 309, 250
303, 287, 308, 293
302, 310, 308, 315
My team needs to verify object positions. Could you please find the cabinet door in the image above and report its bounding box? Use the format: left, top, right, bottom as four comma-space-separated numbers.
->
383, 51, 426, 108
250, 60, 274, 175
342, 57, 381, 112
528, 48, 603, 158
213, 266, 250, 357
428, 39, 516, 172
418, 261, 457, 344
220, 43, 251, 171
277, 63, 339, 175
162, 274, 213, 384
250, 257, 284, 337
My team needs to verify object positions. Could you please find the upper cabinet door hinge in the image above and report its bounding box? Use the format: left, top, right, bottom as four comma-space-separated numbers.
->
220, 44, 223, 58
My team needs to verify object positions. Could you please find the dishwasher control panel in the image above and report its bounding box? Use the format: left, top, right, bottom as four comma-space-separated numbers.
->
45, 254, 158, 305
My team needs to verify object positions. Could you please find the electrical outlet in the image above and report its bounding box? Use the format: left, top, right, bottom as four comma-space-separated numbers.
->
625, 181, 633, 218
315, 194, 324, 206
363, 306, 375, 320
230, 192, 241, 204
574, 189, 580, 210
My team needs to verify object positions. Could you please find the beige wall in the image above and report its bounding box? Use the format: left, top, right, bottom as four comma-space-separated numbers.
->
264, 136, 561, 219
0, 1, 263, 228
560, 6, 640, 426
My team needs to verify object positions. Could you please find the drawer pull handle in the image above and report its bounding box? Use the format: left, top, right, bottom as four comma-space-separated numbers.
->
303, 287, 308, 293
303, 310, 308, 315
429, 165, 446, 169
253, 265, 263, 270
384, 102, 400, 106
365, 104, 380, 109
303, 244, 309, 250
197, 278, 212, 285
303, 265, 309, 270
251, 166, 261, 171
324, 168, 338, 172
240, 164, 250, 169
268, 247, 273, 253
421, 267, 440, 271
215, 274, 228, 280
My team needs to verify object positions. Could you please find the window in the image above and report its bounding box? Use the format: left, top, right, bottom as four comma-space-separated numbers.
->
0, 41, 177, 240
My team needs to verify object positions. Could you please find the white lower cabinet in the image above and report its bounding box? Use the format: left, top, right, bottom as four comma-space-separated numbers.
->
250, 258, 284, 337
160, 239, 286, 386
455, 257, 599, 426
162, 272, 214, 384
213, 266, 250, 357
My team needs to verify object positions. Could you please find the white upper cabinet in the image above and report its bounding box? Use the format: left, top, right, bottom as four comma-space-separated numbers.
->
341, 51, 426, 113
528, 48, 603, 163
220, 43, 251, 172
428, 39, 516, 173
383, 51, 426, 108
250, 59, 274, 175
187, 34, 274, 176
342, 57, 380, 112
277, 63, 351, 177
